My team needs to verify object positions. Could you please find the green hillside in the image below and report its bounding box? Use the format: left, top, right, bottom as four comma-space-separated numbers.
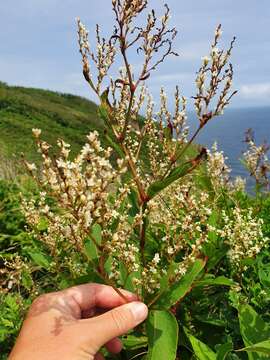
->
0, 81, 103, 163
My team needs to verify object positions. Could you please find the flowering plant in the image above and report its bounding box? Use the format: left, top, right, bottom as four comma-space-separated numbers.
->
18, 1, 269, 359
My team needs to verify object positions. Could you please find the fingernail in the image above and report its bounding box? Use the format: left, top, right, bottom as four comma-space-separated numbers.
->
129, 302, 148, 323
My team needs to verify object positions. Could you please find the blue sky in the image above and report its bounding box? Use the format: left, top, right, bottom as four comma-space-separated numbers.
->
0, 0, 269, 109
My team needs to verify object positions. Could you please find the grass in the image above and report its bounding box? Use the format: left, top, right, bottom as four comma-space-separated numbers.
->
0, 81, 104, 163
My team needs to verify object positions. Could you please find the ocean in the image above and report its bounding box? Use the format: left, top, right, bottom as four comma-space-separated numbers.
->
187, 107, 270, 192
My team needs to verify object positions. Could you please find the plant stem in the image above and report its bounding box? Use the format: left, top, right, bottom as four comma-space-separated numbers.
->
162, 125, 202, 179
139, 203, 147, 266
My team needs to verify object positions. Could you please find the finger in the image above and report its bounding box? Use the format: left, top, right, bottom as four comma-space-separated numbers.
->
105, 337, 122, 353
82, 301, 148, 351
28, 284, 137, 321
65, 283, 137, 314
94, 352, 105, 360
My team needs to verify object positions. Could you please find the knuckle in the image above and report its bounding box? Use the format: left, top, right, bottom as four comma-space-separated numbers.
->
29, 293, 55, 315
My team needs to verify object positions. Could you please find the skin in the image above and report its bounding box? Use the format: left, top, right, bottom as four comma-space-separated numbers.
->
9, 283, 148, 360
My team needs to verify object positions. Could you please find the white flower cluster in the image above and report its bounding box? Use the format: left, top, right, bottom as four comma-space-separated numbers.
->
207, 142, 230, 190
220, 207, 268, 268
77, 18, 116, 95
194, 25, 236, 121
22, 130, 135, 266
148, 180, 212, 282
243, 138, 270, 188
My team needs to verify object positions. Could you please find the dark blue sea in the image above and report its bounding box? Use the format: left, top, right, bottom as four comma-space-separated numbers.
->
187, 107, 270, 193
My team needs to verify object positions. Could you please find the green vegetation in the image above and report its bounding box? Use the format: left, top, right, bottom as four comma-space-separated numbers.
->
0, 82, 269, 360
1, 0, 270, 358
0, 81, 103, 162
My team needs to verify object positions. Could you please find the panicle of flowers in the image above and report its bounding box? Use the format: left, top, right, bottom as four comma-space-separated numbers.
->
207, 142, 247, 194
112, 1, 177, 75
243, 128, 270, 189
77, 18, 116, 95
148, 177, 212, 282
77, 1, 178, 145
194, 24, 237, 125
22, 129, 132, 264
206, 142, 231, 190
220, 207, 268, 268
228, 176, 246, 193
22, 1, 249, 304
140, 252, 163, 294
144, 87, 189, 180
103, 210, 142, 281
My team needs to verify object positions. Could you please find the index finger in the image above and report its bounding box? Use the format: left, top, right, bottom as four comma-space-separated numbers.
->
65, 283, 137, 313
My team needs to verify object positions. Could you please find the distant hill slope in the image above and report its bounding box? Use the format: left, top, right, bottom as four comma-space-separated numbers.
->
0, 81, 103, 163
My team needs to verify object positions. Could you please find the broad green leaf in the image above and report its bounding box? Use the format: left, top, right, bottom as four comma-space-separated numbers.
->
216, 342, 233, 360
155, 258, 206, 309
195, 314, 226, 327
27, 251, 51, 269
258, 260, 270, 287
184, 327, 216, 360
147, 162, 193, 199
124, 269, 142, 293
122, 335, 148, 350
104, 256, 113, 275
128, 188, 140, 217
195, 276, 235, 287
205, 246, 228, 271
98, 102, 111, 124
84, 224, 101, 263
119, 261, 128, 286
202, 211, 228, 270
238, 304, 270, 359
237, 340, 270, 356
104, 133, 125, 158
146, 310, 178, 360
147, 148, 207, 199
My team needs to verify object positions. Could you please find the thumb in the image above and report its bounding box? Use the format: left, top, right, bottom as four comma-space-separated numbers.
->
87, 301, 148, 350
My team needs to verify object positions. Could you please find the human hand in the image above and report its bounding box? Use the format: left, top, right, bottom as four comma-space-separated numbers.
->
9, 283, 148, 360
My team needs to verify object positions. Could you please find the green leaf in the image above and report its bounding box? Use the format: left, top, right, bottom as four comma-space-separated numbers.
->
258, 260, 270, 287
195, 276, 235, 287
104, 133, 125, 158
5, 294, 19, 311
128, 188, 140, 217
122, 335, 148, 350
21, 270, 33, 290
2, 319, 13, 328
195, 314, 226, 327
37, 217, 48, 231
184, 327, 216, 360
216, 342, 233, 360
84, 224, 102, 263
98, 103, 110, 123
163, 125, 173, 141
146, 310, 178, 360
238, 304, 270, 359
27, 251, 51, 269
147, 162, 193, 199
119, 261, 128, 286
155, 258, 206, 309
237, 340, 270, 356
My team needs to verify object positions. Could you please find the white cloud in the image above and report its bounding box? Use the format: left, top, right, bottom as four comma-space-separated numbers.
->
240, 83, 270, 99
151, 72, 193, 84
178, 41, 210, 61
